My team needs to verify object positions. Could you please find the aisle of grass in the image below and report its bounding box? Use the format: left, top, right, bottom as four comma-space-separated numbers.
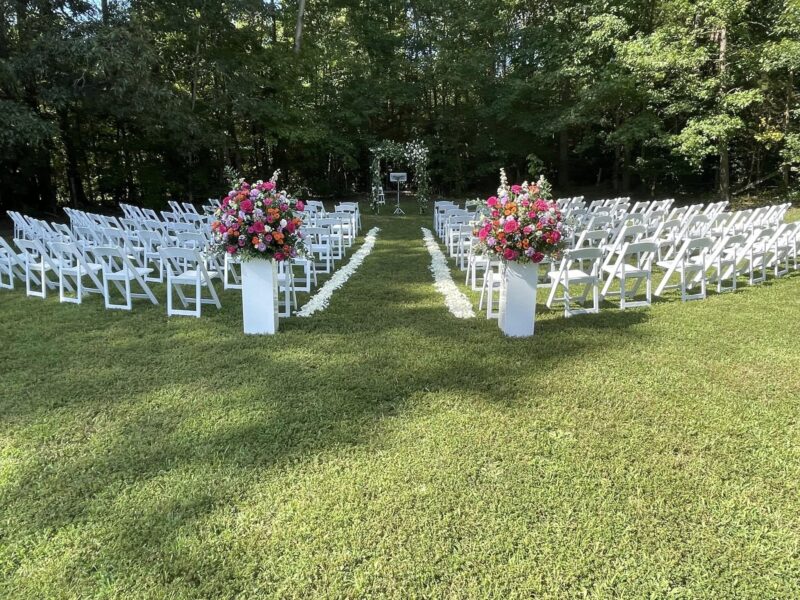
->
1, 208, 799, 598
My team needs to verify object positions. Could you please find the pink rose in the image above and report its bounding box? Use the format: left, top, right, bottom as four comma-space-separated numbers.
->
532, 252, 544, 263
522, 225, 533, 235
503, 219, 519, 233
503, 248, 519, 261
295, 200, 305, 211
240, 199, 253, 213
274, 252, 285, 261
551, 230, 561, 243
510, 184, 522, 194
252, 221, 265, 234
264, 181, 275, 191
286, 221, 296, 233
487, 196, 498, 207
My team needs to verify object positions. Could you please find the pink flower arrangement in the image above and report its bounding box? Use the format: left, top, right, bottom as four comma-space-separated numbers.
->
210, 178, 305, 261
474, 177, 567, 264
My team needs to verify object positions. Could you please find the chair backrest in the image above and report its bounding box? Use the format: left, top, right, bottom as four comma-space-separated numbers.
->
159, 246, 202, 273
564, 247, 604, 273
684, 236, 714, 257
621, 241, 657, 267
176, 232, 207, 249
15, 238, 57, 269
612, 223, 647, 246
586, 215, 612, 230
303, 227, 332, 247
89, 245, 133, 273
575, 229, 609, 249
138, 230, 165, 252
0, 236, 26, 268
683, 214, 710, 237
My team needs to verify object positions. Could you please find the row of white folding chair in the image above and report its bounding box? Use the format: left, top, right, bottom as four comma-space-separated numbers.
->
334, 203, 362, 232
469, 222, 799, 319
5, 235, 228, 318
434, 201, 460, 235
441, 210, 473, 243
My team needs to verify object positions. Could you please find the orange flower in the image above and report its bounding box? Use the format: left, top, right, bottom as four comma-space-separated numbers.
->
251, 237, 260, 245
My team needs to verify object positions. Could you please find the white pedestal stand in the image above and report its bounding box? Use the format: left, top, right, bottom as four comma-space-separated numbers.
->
498, 261, 539, 337
241, 258, 279, 335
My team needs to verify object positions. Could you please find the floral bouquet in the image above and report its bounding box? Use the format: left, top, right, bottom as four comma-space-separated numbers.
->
474, 171, 567, 263
210, 173, 305, 262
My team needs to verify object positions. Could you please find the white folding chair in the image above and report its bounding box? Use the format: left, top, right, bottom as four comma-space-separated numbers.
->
546, 247, 604, 316
159, 247, 220, 318
655, 237, 714, 301
707, 234, 746, 293
478, 260, 504, 319
48, 241, 104, 304
90, 246, 158, 310
305, 226, 334, 273
0, 236, 29, 290
222, 253, 242, 290
138, 230, 166, 282
13, 238, 60, 298
601, 241, 657, 309
769, 223, 798, 278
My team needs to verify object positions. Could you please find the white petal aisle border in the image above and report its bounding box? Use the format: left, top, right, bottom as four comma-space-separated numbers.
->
296, 227, 381, 317
421, 227, 476, 319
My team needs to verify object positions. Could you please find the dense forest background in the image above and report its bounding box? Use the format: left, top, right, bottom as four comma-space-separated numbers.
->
1, 0, 798, 214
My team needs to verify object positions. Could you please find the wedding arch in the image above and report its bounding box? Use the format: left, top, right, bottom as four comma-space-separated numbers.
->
369, 140, 430, 214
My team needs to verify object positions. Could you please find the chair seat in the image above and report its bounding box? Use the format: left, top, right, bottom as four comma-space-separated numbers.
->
603, 264, 649, 277
171, 269, 220, 283
656, 257, 704, 271
61, 264, 101, 277
548, 268, 596, 284
106, 266, 153, 280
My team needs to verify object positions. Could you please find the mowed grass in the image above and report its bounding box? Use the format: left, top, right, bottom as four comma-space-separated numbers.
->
1, 207, 799, 598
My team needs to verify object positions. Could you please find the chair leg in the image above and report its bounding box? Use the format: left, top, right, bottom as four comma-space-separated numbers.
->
167, 275, 173, 316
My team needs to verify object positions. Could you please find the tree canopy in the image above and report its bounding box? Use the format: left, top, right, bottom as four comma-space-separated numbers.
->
1, 0, 798, 214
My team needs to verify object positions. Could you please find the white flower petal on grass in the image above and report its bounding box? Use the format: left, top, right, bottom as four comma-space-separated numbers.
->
296, 227, 381, 317
421, 227, 476, 319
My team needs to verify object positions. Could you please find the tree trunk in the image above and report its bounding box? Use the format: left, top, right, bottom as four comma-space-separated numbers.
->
784, 71, 793, 189
622, 145, 631, 193
60, 111, 88, 208
270, 1, 278, 43
36, 147, 58, 215
718, 26, 730, 201
558, 129, 569, 188
294, 0, 306, 54
101, 0, 109, 23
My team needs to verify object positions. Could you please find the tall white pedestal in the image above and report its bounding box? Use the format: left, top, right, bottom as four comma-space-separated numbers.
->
498, 262, 539, 337
241, 258, 279, 335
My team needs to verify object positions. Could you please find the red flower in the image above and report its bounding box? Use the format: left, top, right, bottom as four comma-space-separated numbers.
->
532, 252, 544, 263
503, 248, 519, 261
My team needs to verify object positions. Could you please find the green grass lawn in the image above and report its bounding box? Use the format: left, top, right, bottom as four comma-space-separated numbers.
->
1, 207, 799, 598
